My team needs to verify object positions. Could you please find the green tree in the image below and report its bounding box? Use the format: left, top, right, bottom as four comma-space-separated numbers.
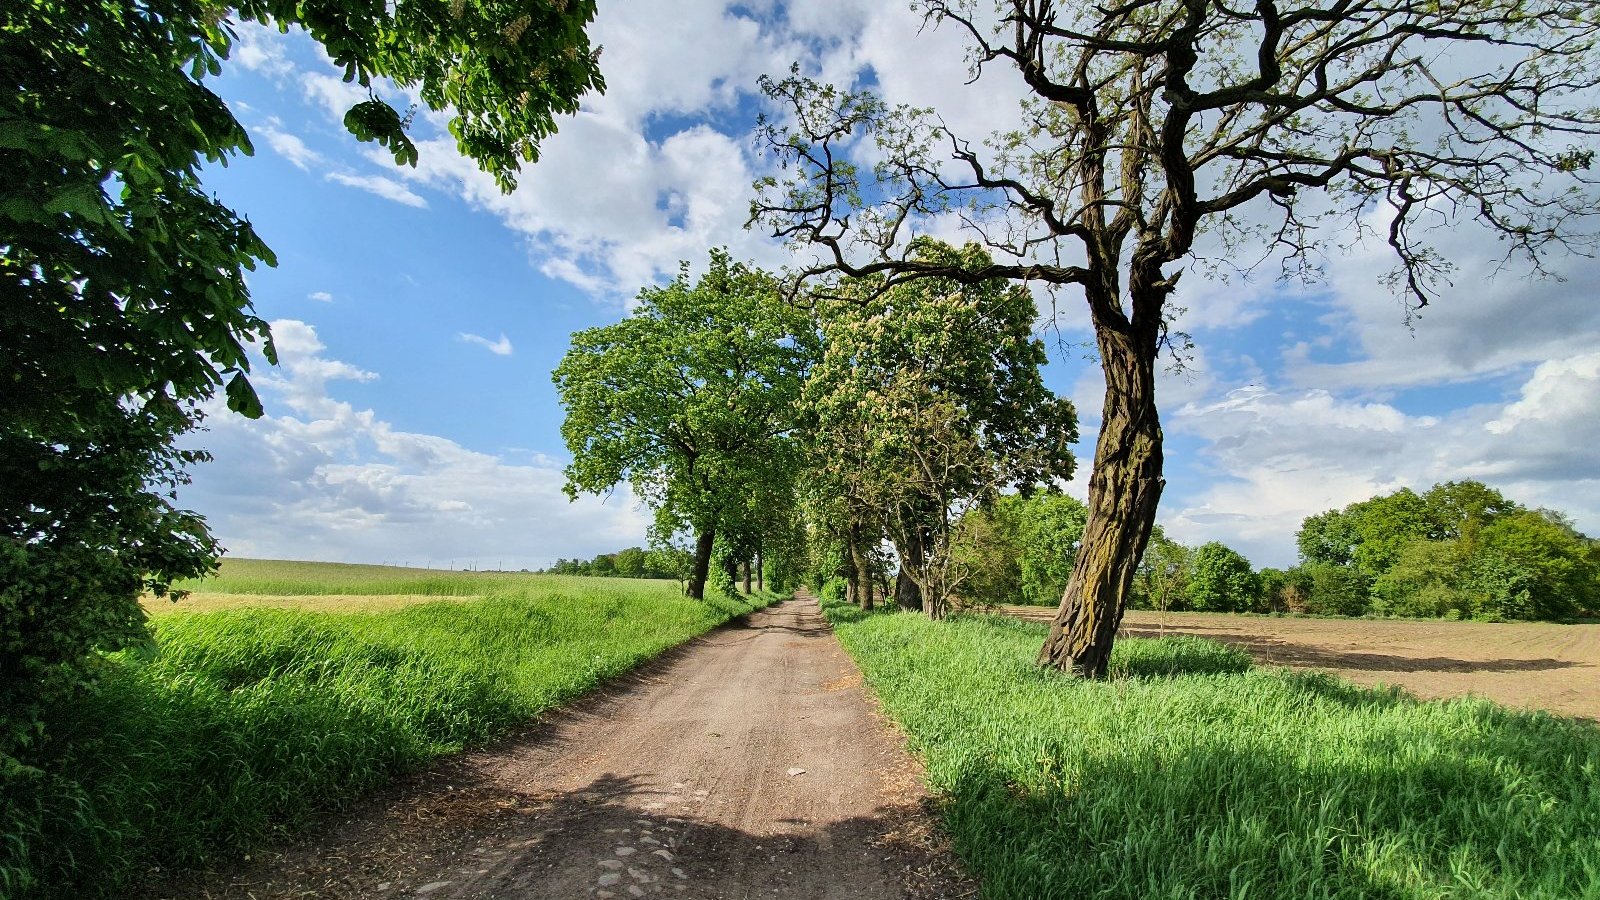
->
1188, 542, 1261, 613
1467, 510, 1598, 620
1303, 563, 1373, 617
803, 241, 1077, 618
1372, 537, 1469, 618
1298, 487, 1443, 578
1347, 489, 1433, 579
613, 547, 647, 579
1257, 568, 1294, 613
1422, 481, 1518, 541
1297, 509, 1360, 568
753, 1, 1600, 674
2, 0, 601, 763
1014, 493, 1090, 606
554, 251, 810, 600
1130, 526, 1192, 614
949, 500, 1024, 605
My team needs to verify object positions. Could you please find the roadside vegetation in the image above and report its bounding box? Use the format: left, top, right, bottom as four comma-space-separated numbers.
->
821, 597, 1600, 899
2, 560, 776, 899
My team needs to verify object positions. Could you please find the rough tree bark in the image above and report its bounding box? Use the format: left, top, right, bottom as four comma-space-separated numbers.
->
1037, 315, 1164, 675
687, 526, 716, 600
742, 560, 752, 595
756, 549, 764, 592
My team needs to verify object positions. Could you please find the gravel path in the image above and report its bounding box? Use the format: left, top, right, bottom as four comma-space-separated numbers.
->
152, 593, 970, 899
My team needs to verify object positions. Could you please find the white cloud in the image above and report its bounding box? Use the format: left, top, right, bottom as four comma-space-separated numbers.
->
390, 115, 778, 296
1285, 209, 1600, 391
183, 321, 649, 569
259, 120, 323, 171
458, 332, 514, 356
228, 21, 295, 78
307, 291, 334, 303
325, 171, 428, 208
585, 2, 800, 127
299, 70, 370, 124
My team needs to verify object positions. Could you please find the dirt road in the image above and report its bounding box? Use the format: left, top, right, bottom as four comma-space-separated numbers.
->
1000, 605, 1600, 720
154, 595, 968, 900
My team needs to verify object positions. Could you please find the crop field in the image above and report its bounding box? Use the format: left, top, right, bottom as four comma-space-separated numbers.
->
7, 559, 775, 899
997, 606, 1600, 720
824, 600, 1600, 899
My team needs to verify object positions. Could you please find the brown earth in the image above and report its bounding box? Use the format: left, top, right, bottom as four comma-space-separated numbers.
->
999, 605, 1600, 720
146, 594, 972, 900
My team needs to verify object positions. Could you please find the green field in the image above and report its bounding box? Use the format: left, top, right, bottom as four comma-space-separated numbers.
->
821, 600, 1600, 900
4, 559, 777, 899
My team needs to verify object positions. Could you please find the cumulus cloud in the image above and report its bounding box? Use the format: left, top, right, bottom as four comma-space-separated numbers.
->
181, 321, 648, 569
307, 290, 334, 302
458, 332, 514, 356
258, 120, 323, 171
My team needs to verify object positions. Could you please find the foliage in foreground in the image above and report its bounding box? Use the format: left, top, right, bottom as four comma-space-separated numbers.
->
820, 599, 1600, 899
2, 565, 773, 898
2, 0, 602, 775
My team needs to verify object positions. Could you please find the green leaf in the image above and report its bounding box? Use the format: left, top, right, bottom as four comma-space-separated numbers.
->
224, 371, 265, 419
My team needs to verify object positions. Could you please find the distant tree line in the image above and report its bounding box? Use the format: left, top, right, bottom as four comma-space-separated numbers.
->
542, 547, 683, 580
1288, 481, 1599, 621
958, 480, 1598, 622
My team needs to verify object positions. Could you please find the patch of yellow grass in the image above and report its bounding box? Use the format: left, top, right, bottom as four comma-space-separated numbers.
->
141, 592, 483, 616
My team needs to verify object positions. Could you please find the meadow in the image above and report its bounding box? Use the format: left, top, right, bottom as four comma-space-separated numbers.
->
4, 559, 775, 899
821, 600, 1600, 899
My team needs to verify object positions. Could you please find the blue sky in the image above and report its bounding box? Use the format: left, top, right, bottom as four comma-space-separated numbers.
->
178, 1, 1600, 571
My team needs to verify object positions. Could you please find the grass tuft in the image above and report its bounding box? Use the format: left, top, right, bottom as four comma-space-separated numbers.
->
822, 599, 1600, 900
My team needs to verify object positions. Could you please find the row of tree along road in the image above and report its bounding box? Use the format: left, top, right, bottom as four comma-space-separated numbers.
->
550, 477, 1600, 623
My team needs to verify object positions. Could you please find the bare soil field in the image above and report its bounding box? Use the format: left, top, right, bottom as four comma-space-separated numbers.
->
999, 605, 1600, 721
147, 595, 971, 900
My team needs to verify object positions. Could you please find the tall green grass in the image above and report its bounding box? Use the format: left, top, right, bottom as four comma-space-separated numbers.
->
821, 601, 1600, 899
3, 564, 774, 899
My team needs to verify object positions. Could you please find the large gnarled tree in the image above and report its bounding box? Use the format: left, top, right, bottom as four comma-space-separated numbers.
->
752, 0, 1600, 675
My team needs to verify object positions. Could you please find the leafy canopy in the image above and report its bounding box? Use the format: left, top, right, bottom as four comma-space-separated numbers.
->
553, 251, 812, 565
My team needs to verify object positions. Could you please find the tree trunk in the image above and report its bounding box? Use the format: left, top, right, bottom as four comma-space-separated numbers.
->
742, 559, 752, 594
756, 549, 763, 592
893, 529, 924, 612
687, 526, 716, 600
1037, 321, 1164, 676
848, 521, 873, 611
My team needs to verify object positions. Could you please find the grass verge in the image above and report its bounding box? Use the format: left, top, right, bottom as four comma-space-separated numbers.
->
820, 599, 1600, 899
4, 561, 777, 898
